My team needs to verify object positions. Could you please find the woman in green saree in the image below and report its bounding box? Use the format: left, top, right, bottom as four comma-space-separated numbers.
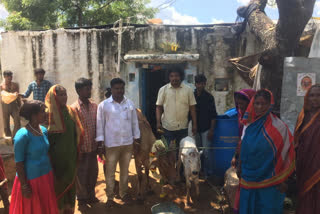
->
45, 85, 83, 214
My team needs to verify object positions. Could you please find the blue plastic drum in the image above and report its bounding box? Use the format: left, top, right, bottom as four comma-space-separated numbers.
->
205, 116, 239, 178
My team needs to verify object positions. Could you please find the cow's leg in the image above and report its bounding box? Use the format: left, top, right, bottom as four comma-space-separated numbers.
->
186, 179, 192, 205
176, 151, 182, 182
195, 178, 200, 201
135, 159, 143, 201
144, 159, 153, 195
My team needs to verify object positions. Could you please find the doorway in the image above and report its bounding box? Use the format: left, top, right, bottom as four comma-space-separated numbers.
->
140, 67, 168, 135
140, 63, 190, 135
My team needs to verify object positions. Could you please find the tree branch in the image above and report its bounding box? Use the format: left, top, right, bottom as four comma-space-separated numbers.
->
235, 0, 316, 113
237, 0, 276, 52
276, 0, 316, 55
155, 0, 176, 10
96, 0, 119, 12
237, 0, 316, 62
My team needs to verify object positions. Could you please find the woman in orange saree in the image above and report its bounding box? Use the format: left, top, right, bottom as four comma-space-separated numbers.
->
294, 84, 320, 214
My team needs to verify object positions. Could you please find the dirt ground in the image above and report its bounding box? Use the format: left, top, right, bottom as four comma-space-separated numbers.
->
0, 109, 297, 214
74, 161, 295, 214
0, 150, 295, 214
74, 160, 223, 214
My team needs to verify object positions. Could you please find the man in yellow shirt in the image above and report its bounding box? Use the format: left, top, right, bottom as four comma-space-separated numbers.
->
156, 67, 197, 150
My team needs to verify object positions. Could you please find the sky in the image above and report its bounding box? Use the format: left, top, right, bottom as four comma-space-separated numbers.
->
0, 0, 320, 25
150, 0, 320, 25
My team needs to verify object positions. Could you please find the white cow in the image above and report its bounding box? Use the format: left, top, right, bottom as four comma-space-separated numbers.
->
177, 136, 201, 204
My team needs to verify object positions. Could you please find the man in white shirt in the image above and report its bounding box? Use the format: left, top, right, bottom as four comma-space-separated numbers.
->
96, 78, 140, 207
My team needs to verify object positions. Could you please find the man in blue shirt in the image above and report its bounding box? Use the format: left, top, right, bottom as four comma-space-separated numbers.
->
22, 68, 52, 102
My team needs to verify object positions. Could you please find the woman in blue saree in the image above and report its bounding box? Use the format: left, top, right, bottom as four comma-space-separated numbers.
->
239, 89, 295, 214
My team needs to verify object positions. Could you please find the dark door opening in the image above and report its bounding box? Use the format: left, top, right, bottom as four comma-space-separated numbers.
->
141, 68, 168, 136
140, 63, 187, 137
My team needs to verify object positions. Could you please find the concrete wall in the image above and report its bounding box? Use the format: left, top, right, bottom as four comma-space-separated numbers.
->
1, 25, 260, 113
1, 29, 103, 105
0, 96, 4, 138
281, 57, 320, 132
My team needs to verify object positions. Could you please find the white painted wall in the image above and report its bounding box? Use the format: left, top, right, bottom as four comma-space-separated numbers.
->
1, 30, 108, 105
1, 25, 259, 113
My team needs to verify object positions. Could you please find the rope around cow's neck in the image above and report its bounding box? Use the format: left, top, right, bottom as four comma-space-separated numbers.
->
153, 146, 237, 157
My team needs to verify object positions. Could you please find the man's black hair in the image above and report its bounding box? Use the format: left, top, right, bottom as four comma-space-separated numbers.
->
3, 70, 13, 77
195, 74, 207, 83
110, 78, 125, 87
34, 68, 46, 75
75, 78, 92, 91
168, 66, 185, 80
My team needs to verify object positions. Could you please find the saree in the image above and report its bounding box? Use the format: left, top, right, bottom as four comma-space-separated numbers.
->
239, 89, 295, 214
45, 85, 84, 213
294, 86, 320, 214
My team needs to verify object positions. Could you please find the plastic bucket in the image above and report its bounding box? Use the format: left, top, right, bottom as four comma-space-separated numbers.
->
151, 202, 185, 214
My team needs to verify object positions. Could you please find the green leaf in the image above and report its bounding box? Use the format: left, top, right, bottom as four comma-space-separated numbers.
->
1, 0, 157, 30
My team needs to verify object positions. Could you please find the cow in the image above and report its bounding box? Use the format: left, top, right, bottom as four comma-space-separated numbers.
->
149, 139, 177, 186
134, 109, 177, 200
177, 136, 201, 204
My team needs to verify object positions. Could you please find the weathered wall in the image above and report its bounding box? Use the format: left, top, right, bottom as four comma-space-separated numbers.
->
1, 25, 260, 113
281, 57, 320, 132
0, 96, 4, 138
1, 29, 106, 104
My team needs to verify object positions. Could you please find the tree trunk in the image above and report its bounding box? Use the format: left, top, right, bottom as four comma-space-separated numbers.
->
237, 0, 316, 114
77, 7, 83, 27
260, 58, 284, 115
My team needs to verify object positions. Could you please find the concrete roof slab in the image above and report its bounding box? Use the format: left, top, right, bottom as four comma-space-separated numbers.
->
124, 53, 200, 63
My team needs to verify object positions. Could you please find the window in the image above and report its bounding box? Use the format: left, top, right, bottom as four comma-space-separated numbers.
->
215, 78, 229, 91
187, 74, 194, 84
129, 73, 135, 82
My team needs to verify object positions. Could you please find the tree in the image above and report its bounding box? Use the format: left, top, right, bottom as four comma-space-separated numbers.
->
0, 0, 157, 30
236, 0, 316, 113
1, 0, 58, 30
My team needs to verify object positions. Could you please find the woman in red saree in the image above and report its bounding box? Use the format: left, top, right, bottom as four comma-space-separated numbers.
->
0, 155, 9, 214
294, 84, 320, 214
239, 89, 295, 214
